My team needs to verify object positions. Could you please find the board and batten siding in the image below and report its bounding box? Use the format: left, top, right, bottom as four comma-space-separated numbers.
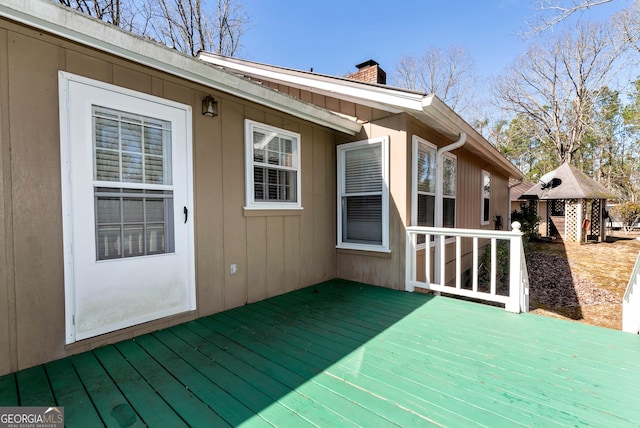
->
0, 19, 343, 374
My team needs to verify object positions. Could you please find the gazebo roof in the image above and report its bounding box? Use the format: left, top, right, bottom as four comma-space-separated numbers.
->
521, 162, 615, 200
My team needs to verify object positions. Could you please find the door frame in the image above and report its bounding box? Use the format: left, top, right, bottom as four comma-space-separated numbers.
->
59, 71, 196, 343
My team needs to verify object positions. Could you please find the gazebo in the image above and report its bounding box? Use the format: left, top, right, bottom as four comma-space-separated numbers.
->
521, 162, 615, 243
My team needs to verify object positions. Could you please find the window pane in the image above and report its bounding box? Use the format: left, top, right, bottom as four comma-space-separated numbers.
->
443, 156, 456, 197
343, 195, 382, 245
444, 198, 456, 228
483, 173, 491, 199
147, 225, 166, 254
253, 166, 296, 202
417, 143, 436, 193
96, 197, 121, 223
122, 153, 143, 183
484, 198, 491, 222
95, 149, 120, 182
93, 106, 172, 185
94, 116, 119, 150
417, 194, 435, 227
483, 172, 490, 222
345, 145, 382, 194
123, 225, 144, 257
95, 188, 174, 260
123, 198, 143, 223
121, 121, 142, 153
146, 199, 165, 222
97, 225, 121, 260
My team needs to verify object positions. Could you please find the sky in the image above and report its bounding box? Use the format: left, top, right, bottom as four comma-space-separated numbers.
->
238, 0, 632, 85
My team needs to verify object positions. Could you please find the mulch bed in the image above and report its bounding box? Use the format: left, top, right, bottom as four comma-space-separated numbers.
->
526, 250, 620, 308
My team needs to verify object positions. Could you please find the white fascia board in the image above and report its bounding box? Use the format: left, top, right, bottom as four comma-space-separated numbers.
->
0, 0, 360, 135
199, 52, 426, 113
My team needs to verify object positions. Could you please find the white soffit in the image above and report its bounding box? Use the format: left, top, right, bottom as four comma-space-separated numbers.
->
0, 0, 360, 135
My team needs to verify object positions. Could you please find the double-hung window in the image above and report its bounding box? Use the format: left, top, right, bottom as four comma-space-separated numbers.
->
245, 120, 301, 209
337, 137, 389, 252
481, 170, 491, 225
93, 106, 174, 260
412, 136, 457, 243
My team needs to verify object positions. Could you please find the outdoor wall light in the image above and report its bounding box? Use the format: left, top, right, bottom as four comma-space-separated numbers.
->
202, 95, 218, 117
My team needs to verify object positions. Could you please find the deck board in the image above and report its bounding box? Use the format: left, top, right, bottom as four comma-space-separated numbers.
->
70, 351, 146, 428
1, 279, 640, 427
92, 345, 188, 428
114, 339, 227, 427
16, 365, 55, 406
46, 358, 104, 427
0, 373, 18, 406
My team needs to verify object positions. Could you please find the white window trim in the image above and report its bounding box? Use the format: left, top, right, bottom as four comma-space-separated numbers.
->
481, 169, 491, 225
337, 136, 390, 253
412, 136, 456, 248
244, 119, 302, 210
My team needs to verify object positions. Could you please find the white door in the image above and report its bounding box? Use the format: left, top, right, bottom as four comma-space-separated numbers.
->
60, 72, 195, 343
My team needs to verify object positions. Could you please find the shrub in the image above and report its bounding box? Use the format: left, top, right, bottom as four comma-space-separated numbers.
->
478, 241, 510, 294
511, 202, 540, 241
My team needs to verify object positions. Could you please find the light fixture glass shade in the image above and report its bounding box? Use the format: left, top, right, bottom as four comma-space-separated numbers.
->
202, 95, 218, 117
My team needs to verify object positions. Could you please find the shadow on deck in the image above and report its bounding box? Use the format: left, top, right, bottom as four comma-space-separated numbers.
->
1, 279, 640, 427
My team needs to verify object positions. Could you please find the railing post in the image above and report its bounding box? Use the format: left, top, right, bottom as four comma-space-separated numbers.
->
506, 221, 523, 313
405, 229, 415, 292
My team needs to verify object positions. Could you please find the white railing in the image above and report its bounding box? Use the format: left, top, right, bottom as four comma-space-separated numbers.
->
405, 222, 529, 313
622, 252, 640, 334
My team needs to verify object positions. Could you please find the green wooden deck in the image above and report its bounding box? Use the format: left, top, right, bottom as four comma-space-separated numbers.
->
1, 279, 639, 427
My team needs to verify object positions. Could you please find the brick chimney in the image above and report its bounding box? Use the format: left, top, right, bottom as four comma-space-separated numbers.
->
347, 59, 386, 85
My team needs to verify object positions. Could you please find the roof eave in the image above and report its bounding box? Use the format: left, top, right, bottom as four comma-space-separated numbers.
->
420, 96, 524, 180
0, 0, 360, 136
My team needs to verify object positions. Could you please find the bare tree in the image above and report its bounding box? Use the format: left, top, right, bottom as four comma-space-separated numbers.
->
529, 0, 614, 33
392, 46, 477, 115
57, 0, 248, 57
492, 21, 626, 164
614, 2, 640, 56
57, 0, 136, 27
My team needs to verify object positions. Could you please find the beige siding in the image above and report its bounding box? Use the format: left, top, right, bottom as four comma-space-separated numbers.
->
0, 19, 343, 374
336, 116, 409, 290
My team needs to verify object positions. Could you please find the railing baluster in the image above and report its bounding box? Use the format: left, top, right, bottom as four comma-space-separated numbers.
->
426, 233, 431, 284
439, 235, 446, 286
456, 236, 461, 289
472, 237, 478, 292
490, 238, 497, 295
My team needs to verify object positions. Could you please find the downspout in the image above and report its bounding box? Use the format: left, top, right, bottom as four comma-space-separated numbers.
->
435, 132, 466, 228
433, 132, 466, 285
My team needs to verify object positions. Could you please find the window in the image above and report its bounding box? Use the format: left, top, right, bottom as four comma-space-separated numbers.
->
412, 136, 457, 242
337, 137, 389, 252
443, 155, 457, 228
245, 120, 301, 209
93, 107, 175, 260
482, 170, 491, 225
